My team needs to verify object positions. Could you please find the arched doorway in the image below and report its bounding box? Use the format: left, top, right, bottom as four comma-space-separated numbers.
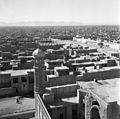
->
90, 106, 101, 119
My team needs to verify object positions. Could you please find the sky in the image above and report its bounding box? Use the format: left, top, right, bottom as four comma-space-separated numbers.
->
0, 0, 120, 25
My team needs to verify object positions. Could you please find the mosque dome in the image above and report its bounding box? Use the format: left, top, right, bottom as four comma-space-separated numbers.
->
32, 48, 46, 58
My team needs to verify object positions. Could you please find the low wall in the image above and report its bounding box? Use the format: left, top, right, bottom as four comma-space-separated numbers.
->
0, 110, 35, 119
82, 68, 120, 81
46, 75, 75, 87
0, 87, 15, 97
36, 94, 51, 119
47, 84, 78, 99
76, 67, 120, 81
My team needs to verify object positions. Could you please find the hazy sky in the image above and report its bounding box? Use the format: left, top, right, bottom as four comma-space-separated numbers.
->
0, 0, 120, 25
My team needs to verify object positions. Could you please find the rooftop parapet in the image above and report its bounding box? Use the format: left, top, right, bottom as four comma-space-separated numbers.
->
46, 84, 78, 99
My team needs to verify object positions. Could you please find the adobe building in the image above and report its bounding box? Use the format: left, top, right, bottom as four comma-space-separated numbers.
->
33, 48, 82, 119
84, 78, 120, 119
10, 69, 34, 94
32, 46, 120, 119
0, 69, 34, 97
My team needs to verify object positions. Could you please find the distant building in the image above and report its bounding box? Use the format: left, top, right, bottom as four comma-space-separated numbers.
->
0, 69, 34, 96
33, 48, 81, 119
33, 46, 120, 119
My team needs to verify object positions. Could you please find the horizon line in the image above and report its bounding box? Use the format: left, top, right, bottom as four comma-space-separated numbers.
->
0, 21, 119, 27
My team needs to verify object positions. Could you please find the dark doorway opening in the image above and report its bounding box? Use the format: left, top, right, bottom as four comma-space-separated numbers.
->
90, 107, 100, 119
72, 109, 77, 119
60, 113, 64, 119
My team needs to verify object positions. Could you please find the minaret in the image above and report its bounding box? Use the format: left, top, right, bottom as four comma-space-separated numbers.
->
32, 47, 46, 119
32, 47, 46, 96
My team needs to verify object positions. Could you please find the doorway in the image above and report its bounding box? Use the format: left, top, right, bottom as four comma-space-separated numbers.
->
90, 107, 100, 119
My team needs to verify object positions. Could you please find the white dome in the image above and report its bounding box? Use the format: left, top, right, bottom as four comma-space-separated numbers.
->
32, 48, 46, 58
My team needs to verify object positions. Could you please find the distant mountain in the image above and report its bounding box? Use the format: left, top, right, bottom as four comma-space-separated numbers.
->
0, 21, 87, 26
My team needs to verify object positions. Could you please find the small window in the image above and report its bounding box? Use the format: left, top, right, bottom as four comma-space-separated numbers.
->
13, 77, 18, 83
21, 77, 27, 82
45, 75, 47, 81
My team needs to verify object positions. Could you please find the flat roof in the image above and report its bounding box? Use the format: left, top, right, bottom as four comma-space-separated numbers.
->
0, 97, 35, 116
77, 78, 120, 103
46, 83, 77, 90
11, 71, 28, 77
45, 59, 64, 63
87, 66, 120, 73
0, 69, 34, 76
49, 96, 78, 108
71, 62, 94, 66
90, 78, 120, 103
94, 61, 107, 65
54, 66, 69, 70
47, 75, 56, 78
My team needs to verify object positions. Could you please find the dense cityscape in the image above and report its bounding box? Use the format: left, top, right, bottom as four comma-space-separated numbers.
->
0, 25, 120, 119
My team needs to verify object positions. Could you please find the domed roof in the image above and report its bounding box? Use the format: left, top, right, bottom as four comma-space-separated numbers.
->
32, 48, 46, 58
